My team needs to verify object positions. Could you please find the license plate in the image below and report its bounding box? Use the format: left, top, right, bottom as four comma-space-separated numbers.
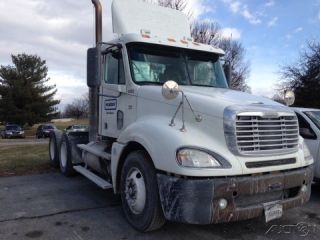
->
264, 202, 283, 222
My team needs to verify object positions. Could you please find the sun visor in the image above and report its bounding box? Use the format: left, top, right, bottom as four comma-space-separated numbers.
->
112, 0, 191, 39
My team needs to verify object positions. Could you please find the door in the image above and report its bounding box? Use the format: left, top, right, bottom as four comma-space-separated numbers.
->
99, 48, 136, 138
296, 113, 319, 160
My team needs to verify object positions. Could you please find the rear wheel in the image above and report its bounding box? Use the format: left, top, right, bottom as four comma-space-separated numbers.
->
120, 150, 165, 232
59, 134, 76, 177
49, 133, 59, 168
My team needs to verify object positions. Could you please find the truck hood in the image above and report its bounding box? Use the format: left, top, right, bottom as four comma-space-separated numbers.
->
138, 86, 283, 118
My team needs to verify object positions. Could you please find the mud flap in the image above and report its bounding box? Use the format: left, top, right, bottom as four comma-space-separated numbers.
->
67, 131, 89, 164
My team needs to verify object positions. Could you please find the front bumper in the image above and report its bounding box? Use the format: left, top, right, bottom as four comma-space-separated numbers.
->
6, 133, 24, 138
157, 165, 313, 224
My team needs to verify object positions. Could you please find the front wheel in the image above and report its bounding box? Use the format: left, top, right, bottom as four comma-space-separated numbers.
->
120, 150, 165, 232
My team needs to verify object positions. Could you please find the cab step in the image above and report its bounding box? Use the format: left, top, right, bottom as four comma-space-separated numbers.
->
77, 142, 111, 160
73, 165, 112, 189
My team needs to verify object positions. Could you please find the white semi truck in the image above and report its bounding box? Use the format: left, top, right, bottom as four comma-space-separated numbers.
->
49, 0, 314, 232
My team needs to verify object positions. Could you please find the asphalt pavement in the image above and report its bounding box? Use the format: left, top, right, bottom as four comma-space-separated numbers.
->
0, 173, 320, 240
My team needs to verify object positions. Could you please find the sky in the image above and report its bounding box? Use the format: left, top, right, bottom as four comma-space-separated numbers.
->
0, 0, 319, 110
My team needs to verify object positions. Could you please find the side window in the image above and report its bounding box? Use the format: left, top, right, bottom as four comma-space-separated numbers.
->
104, 50, 125, 85
296, 113, 317, 140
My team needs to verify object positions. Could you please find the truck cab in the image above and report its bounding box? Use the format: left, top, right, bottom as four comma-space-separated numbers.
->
49, 0, 313, 232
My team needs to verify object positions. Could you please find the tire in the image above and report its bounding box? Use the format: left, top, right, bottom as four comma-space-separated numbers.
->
59, 133, 76, 177
49, 133, 59, 168
120, 150, 166, 232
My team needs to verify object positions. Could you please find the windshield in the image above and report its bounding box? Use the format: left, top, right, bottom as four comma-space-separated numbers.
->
6, 125, 21, 131
43, 125, 54, 130
304, 111, 320, 130
127, 43, 228, 88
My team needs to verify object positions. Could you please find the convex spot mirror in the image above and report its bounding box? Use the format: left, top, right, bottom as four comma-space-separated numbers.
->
162, 81, 180, 100
284, 90, 295, 106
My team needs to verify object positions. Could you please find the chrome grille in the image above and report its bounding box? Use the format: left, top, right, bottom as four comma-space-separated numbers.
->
235, 115, 299, 155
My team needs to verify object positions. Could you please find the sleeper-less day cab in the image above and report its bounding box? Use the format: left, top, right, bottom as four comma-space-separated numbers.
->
49, 0, 313, 232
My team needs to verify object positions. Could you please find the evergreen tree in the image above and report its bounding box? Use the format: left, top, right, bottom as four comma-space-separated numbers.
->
0, 54, 60, 126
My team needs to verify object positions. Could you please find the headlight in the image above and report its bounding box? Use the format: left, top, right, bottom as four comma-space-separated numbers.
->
303, 141, 313, 162
7, 131, 12, 135
176, 148, 231, 168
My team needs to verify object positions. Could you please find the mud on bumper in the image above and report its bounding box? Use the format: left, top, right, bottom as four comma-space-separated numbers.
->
157, 165, 313, 224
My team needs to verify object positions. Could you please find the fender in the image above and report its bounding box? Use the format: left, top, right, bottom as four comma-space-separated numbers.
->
111, 115, 244, 193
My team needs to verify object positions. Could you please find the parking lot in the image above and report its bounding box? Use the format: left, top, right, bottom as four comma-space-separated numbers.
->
0, 173, 319, 240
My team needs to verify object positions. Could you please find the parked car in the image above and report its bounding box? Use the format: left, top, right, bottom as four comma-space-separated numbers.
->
64, 125, 88, 133
293, 108, 320, 181
1, 124, 25, 139
36, 124, 56, 138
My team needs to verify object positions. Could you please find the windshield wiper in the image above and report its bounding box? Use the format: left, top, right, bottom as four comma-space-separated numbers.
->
138, 81, 164, 86
191, 83, 215, 88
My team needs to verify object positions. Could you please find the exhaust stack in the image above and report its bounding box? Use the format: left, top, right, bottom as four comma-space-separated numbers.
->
91, 0, 102, 44
89, 0, 102, 141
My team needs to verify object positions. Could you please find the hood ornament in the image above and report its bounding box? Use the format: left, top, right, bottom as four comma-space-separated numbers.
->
162, 81, 202, 132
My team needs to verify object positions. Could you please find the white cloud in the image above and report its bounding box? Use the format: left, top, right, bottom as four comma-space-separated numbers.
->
249, 67, 279, 98
293, 27, 303, 33
223, 0, 261, 24
220, 28, 241, 39
267, 17, 278, 27
0, 0, 112, 108
242, 7, 261, 24
229, 1, 241, 13
187, 0, 214, 19
265, 0, 275, 7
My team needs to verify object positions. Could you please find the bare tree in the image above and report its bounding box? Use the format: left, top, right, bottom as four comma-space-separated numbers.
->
144, 0, 192, 17
279, 41, 320, 107
190, 22, 250, 91
158, 0, 187, 10
219, 39, 251, 92
191, 21, 221, 46
64, 94, 89, 119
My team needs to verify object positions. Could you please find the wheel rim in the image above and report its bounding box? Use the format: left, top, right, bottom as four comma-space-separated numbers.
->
125, 167, 146, 215
49, 139, 55, 160
60, 141, 67, 168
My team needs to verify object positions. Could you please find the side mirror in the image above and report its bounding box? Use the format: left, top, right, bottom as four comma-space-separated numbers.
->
223, 63, 231, 87
87, 47, 101, 88
300, 127, 317, 140
162, 81, 180, 100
